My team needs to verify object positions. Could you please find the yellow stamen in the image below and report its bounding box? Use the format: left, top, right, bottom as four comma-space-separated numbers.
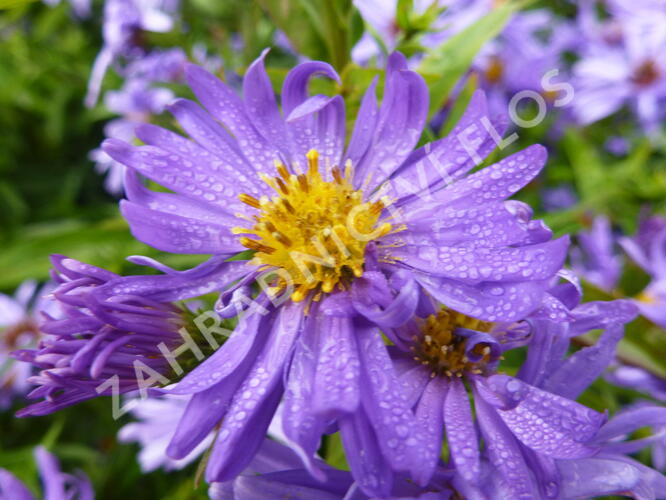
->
412, 308, 495, 378
238, 150, 396, 302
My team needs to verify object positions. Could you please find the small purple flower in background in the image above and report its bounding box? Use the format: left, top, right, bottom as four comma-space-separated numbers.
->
118, 394, 214, 472
89, 120, 138, 195
0, 281, 57, 410
572, 2, 666, 135
98, 49, 568, 492
571, 215, 623, 292
85, 0, 180, 107
619, 215, 666, 327
541, 184, 578, 212
378, 276, 637, 498
0, 446, 93, 500
472, 9, 575, 116
89, 48, 187, 194
605, 135, 631, 156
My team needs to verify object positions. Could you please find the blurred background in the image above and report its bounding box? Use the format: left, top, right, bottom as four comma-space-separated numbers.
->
0, 0, 665, 498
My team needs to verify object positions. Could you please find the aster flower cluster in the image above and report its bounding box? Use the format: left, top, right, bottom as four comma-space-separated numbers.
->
4, 39, 664, 498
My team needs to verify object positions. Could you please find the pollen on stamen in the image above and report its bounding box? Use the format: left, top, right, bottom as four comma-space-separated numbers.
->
236, 149, 400, 302
412, 308, 496, 378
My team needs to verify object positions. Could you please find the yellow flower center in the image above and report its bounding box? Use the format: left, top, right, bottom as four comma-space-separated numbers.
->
234, 150, 394, 302
411, 308, 495, 378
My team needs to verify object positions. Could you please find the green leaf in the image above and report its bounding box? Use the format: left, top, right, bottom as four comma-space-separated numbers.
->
438, 72, 478, 137
324, 432, 349, 471
562, 129, 605, 204
257, 0, 356, 70
0, 217, 203, 290
0, 0, 37, 9
418, 2, 518, 118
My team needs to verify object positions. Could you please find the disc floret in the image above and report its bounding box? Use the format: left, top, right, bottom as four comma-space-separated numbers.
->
235, 150, 393, 302
412, 308, 496, 378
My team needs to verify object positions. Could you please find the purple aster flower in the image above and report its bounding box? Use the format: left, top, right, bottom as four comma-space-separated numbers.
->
13, 254, 239, 416
0, 446, 93, 500
0, 281, 58, 409
372, 269, 637, 499
571, 215, 623, 292
572, 3, 666, 135
100, 50, 568, 490
619, 215, 666, 327
85, 0, 180, 107
471, 9, 575, 116
118, 394, 214, 472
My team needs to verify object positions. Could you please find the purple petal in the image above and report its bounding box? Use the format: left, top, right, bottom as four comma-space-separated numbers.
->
120, 201, 241, 254
242, 49, 292, 161
480, 375, 605, 459
281, 61, 340, 116
206, 383, 283, 483
286, 95, 345, 165
351, 271, 419, 328
386, 201, 536, 249
205, 302, 304, 481
167, 301, 270, 395
393, 236, 569, 284
312, 308, 361, 417
34, 447, 65, 500
103, 138, 255, 210
345, 77, 379, 169
233, 470, 349, 500
184, 63, 280, 170
0, 469, 34, 500
167, 362, 252, 459
388, 91, 507, 203
124, 170, 238, 228
413, 272, 552, 322
517, 319, 569, 387
540, 325, 624, 400
93, 256, 249, 304
444, 377, 480, 482
356, 324, 429, 477
356, 60, 428, 190
166, 99, 257, 178
423, 144, 547, 208
557, 456, 650, 499
596, 406, 666, 443
473, 386, 540, 499
413, 377, 447, 486
281, 320, 327, 479
339, 411, 394, 498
